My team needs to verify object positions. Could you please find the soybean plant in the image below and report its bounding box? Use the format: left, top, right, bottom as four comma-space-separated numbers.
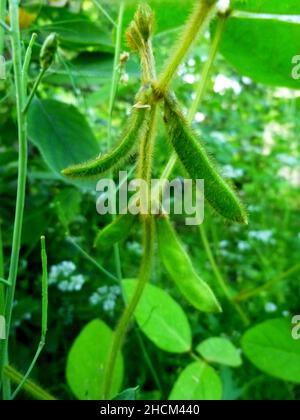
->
62, 0, 248, 399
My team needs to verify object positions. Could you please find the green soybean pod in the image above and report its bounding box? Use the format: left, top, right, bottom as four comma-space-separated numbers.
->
164, 95, 248, 224
62, 107, 149, 179
156, 216, 222, 313
94, 213, 136, 250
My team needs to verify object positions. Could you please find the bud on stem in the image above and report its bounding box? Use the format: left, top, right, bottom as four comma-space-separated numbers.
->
40, 33, 57, 71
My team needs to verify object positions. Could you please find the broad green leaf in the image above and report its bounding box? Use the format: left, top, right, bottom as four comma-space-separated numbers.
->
39, 7, 114, 51
122, 0, 194, 35
242, 318, 300, 384
28, 99, 100, 177
232, 0, 300, 14
113, 387, 139, 401
44, 54, 140, 88
169, 361, 222, 400
218, 1, 300, 89
196, 337, 242, 367
123, 279, 192, 353
66, 319, 124, 400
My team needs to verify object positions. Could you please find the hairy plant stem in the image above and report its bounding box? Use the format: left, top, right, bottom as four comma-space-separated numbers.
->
102, 216, 155, 399
0, 1, 28, 399
103, 10, 158, 397
155, 0, 218, 98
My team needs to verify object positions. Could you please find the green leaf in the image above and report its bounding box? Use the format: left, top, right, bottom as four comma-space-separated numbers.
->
196, 337, 242, 367
28, 99, 100, 178
39, 7, 114, 52
232, 0, 300, 14
112, 386, 139, 401
95, 214, 136, 250
218, 1, 300, 88
242, 318, 300, 384
123, 279, 192, 353
45, 54, 139, 88
169, 361, 222, 400
66, 319, 124, 400
123, 0, 194, 35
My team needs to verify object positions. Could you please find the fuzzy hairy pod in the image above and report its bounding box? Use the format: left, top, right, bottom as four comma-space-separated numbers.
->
94, 214, 136, 250
163, 95, 247, 224
40, 33, 58, 70
62, 104, 150, 179
126, 21, 144, 52
156, 216, 222, 313
135, 3, 154, 42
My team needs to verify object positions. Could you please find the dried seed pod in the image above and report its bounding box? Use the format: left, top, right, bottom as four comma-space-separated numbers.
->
94, 214, 136, 250
40, 33, 58, 71
164, 94, 248, 224
156, 216, 222, 313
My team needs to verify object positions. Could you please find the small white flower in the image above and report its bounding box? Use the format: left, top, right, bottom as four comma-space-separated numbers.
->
194, 112, 205, 123
214, 74, 242, 95
217, 0, 230, 15
238, 241, 251, 252
249, 230, 275, 244
183, 74, 196, 84
265, 302, 277, 313
223, 164, 244, 179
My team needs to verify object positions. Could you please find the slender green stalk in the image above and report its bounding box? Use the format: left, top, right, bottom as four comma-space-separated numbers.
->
102, 216, 155, 399
0, 20, 9, 35
93, 0, 117, 28
135, 330, 163, 395
0, 223, 6, 397
0, 1, 7, 54
155, 0, 218, 97
22, 68, 46, 115
4, 365, 56, 400
0, 1, 28, 399
22, 32, 37, 92
10, 236, 48, 400
0, 222, 4, 316
235, 263, 300, 303
0, 278, 10, 286
199, 223, 249, 325
66, 236, 119, 283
